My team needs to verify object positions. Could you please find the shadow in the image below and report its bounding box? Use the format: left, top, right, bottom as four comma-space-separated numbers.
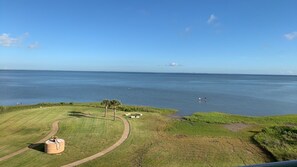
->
249, 137, 277, 162
248, 130, 261, 134
28, 143, 45, 153
68, 111, 118, 121
68, 111, 94, 118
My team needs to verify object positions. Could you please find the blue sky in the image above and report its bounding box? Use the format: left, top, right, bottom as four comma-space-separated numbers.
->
0, 0, 297, 74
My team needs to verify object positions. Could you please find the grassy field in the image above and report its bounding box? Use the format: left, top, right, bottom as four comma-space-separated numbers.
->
82, 112, 272, 167
0, 106, 123, 167
1, 104, 297, 167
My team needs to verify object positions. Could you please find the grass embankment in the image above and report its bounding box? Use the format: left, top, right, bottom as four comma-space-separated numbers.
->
1, 104, 297, 167
184, 112, 297, 125
254, 126, 297, 161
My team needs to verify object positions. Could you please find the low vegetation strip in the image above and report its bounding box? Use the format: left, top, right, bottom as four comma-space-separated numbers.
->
184, 112, 297, 125
61, 116, 130, 167
118, 105, 176, 114
0, 120, 60, 162
254, 126, 297, 161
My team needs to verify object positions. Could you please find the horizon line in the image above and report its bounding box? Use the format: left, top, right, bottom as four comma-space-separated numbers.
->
0, 68, 296, 77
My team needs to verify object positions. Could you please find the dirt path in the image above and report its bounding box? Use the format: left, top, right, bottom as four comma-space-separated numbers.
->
62, 116, 130, 167
0, 120, 60, 162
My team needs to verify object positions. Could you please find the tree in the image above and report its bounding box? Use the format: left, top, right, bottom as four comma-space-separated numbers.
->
110, 100, 121, 121
101, 99, 110, 117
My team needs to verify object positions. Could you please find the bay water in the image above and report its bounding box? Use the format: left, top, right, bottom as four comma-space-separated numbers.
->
1, 70, 297, 116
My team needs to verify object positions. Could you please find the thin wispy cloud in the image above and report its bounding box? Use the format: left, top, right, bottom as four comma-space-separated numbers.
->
284, 31, 297, 40
181, 26, 192, 37
0, 32, 29, 47
207, 14, 217, 24
0, 32, 40, 49
185, 27, 192, 33
28, 42, 39, 49
207, 14, 222, 33
0, 33, 19, 47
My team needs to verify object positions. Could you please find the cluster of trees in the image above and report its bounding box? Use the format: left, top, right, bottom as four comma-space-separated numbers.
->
101, 99, 121, 121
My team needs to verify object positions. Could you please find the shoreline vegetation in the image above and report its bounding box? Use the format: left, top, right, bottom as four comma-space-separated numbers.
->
0, 102, 296, 166
0, 102, 177, 115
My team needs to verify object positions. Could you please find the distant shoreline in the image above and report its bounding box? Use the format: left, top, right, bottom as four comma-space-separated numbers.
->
1, 69, 296, 77
1, 102, 297, 117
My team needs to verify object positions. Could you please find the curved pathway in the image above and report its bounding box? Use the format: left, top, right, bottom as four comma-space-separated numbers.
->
0, 120, 60, 162
62, 116, 130, 167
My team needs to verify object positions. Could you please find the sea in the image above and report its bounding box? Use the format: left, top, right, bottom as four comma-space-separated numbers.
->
1, 70, 297, 116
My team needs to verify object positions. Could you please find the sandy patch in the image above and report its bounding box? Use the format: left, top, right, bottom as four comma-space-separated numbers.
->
224, 123, 251, 132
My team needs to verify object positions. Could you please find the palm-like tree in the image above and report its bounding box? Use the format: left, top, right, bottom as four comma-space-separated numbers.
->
101, 99, 110, 117
110, 100, 121, 121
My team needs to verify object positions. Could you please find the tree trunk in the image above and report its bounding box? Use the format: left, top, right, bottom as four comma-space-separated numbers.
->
104, 106, 107, 117
113, 108, 116, 121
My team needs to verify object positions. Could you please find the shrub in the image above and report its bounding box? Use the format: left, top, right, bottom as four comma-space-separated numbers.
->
254, 126, 297, 161
118, 105, 176, 114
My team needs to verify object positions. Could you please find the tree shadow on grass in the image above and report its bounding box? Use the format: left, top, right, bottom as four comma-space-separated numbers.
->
28, 143, 45, 153
68, 111, 113, 121
248, 130, 261, 134
68, 111, 94, 118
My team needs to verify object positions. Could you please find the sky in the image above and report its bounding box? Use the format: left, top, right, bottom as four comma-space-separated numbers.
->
0, 0, 297, 75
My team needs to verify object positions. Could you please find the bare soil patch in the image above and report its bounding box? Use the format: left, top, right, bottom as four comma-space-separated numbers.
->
224, 123, 251, 132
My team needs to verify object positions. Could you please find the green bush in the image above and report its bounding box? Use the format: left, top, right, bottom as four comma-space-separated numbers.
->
0, 106, 5, 112
254, 126, 297, 161
118, 105, 176, 114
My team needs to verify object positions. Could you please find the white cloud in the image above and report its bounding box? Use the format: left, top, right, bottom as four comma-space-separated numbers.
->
0, 33, 19, 47
284, 32, 297, 40
207, 14, 217, 24
0, 33, 29, 47
169, 62, 178, 67
28, 42, 39, 49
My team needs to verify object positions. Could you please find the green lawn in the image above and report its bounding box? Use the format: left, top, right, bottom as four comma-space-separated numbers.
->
81, 112, 272, 167
1, 104, 297, 167
0, 106, 123, 167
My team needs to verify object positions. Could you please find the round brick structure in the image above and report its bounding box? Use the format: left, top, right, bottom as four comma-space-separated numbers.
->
45, 139, 65, 154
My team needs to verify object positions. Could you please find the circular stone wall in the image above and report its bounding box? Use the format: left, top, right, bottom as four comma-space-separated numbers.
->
45, 139, 65, 154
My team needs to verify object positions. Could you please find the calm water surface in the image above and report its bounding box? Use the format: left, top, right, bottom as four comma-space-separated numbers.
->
1, 70, 297, 116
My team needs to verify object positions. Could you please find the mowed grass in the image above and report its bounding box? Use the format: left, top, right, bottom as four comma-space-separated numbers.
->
0, 107, 67, 157
0, 106, 123, 167
1, 104, 297, 167
81, 112, 273, 167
